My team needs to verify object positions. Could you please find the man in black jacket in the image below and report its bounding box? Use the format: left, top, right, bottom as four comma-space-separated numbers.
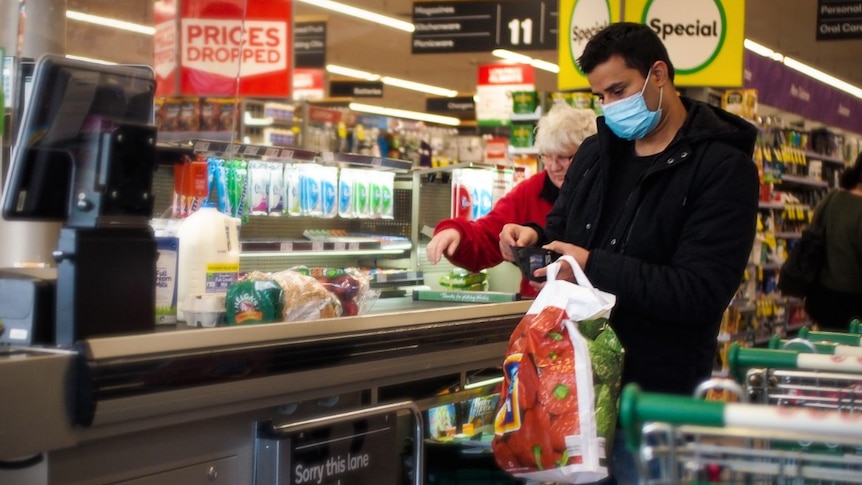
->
499, 22, 759, 484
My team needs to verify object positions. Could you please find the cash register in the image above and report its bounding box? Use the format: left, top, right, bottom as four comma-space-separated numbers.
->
1, 55, 158, 347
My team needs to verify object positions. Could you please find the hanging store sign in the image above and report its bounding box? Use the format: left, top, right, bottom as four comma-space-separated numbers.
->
625, 0, 745, 87
558, 0, 744, 90
475, 63, 535, 127
293, 68, 325, 101
155, 0, 292, 97
557, 0, 621, 91
426, 95, 477, 120
154, 0, 179, 97
411, 1, 558, 54
330, 80, 384, 98
744, 50, 861, 135
295, 21, 327, 68
817, 0, 862, 40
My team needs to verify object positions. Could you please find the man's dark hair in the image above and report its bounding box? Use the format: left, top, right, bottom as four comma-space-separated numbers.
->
577, 22, 675, 82
839, 151, 862, 190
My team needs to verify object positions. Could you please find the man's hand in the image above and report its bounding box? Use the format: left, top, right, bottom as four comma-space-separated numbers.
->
426, 228, 461, 264
530, 241, 590, 285
499, 224, 539, 262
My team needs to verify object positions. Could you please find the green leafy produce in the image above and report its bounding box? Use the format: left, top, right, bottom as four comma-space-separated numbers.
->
594, 384, 617, 452
578, 317, 608, 340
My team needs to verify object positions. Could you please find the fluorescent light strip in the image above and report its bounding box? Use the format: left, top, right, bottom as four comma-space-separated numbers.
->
65, 54, 117, 65
327, 64, 458, 97
349, 102, 460, 126
492, 49, 560, 74
67, 10, 155, 35
326, 65, 380, 81
744, 39, 861, 99
380, 77, 458, 97
783, 56, 862, 99
295, 0, 414, 33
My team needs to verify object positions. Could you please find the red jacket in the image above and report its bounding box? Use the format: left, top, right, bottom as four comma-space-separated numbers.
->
434, 171, 557, 298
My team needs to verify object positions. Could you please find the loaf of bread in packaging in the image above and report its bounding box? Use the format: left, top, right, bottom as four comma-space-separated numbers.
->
270, 269, 342, 321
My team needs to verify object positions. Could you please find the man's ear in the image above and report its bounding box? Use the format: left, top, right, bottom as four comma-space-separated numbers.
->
652, 61, 669, 87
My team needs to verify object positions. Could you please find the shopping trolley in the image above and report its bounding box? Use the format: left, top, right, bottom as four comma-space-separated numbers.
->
620, 383, 862, 484
797, 326, 862, 347
727, 342, 862, 411
769, 334, 862, 357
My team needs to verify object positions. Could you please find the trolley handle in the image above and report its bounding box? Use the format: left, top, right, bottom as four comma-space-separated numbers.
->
850, 318, 862, 335
620, 383, 862, 453
620, 384, 725, 452
727, 341, 862, 382
798, 326, 862, 346
768, 335, 832, 353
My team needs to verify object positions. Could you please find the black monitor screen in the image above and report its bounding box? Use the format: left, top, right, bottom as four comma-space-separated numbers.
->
1, 55, 155, 221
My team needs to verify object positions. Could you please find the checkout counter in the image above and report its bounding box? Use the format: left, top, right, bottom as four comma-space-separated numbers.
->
0, 298, 529, 484
0, 55, 527, 484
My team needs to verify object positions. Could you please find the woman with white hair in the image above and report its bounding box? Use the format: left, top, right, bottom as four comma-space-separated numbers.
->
426, 102, 597, 297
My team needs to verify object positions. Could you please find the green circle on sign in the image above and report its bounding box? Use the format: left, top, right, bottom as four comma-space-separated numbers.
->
642, 0, 727, 75
568, 0, 614, 77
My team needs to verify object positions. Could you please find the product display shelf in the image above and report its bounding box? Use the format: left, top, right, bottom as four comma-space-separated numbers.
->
188, 138, 318, 162
804, 150, 847, 167
777, 173, 830, 189
757, 201, 785, 210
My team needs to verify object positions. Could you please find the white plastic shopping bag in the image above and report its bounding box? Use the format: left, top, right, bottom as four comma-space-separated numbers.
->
492, 255, 623, 484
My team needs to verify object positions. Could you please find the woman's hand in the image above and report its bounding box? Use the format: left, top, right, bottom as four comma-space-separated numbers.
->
499, 224, 539, 262
426, 228, 461, 264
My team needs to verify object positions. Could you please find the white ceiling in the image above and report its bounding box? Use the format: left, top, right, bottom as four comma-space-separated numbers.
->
62, 0, 862, 125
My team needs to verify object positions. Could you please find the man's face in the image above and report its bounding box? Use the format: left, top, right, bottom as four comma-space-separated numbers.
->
587, 55, 651, 107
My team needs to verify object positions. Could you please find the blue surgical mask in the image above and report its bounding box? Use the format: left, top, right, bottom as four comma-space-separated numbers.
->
601, 69, 663, 140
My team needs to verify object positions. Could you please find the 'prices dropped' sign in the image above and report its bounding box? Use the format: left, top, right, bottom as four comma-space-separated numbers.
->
181, 19, 287, 77
156, 0, 292, 97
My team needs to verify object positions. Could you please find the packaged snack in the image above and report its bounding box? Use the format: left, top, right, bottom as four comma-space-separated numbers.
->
225, 275, 284, 325
270, 269, 342, 321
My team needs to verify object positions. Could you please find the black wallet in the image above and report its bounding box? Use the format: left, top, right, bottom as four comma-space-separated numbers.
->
512, 246, 561, 282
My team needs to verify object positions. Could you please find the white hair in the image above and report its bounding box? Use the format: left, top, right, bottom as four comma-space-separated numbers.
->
532, 101, 598, 156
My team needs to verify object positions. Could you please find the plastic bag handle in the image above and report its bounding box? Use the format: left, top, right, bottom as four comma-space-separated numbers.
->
545, 254, 594, 289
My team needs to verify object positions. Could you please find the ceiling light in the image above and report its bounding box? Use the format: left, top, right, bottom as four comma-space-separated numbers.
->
328, 64, 458, 97
743, 39, 783, 62
782, 56, 862, 99
326, 65, 380, 81
492, 49, 560, 74
66, 10, 155, 35
743, 38, 862, 99
380, 77, 458, 97
295, 0, 414, 33
349, 102, 461, 126
65, 54, 117, 65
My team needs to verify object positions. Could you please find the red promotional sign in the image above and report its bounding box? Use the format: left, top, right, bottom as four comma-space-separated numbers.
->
156, 0, 292, 97
154, 0, 179, 96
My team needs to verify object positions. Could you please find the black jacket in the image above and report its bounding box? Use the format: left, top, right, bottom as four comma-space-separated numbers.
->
532, 97, 759, 395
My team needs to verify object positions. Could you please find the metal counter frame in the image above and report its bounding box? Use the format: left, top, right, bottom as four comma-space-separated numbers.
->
0, 299, 529, 484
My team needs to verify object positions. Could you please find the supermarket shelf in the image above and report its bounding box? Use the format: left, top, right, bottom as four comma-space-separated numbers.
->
777, 174, 829, 189
508, 147, 539, 156
774, 231, 802, 240
319, 151, 413, 173
758, 201, 785, 210
804, 151, 847, 166
760, 262, 781, 270
509, 109, 542, 122
190, 139, 318, 162
416, 161, 502, 175
157, 131, 237, 143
